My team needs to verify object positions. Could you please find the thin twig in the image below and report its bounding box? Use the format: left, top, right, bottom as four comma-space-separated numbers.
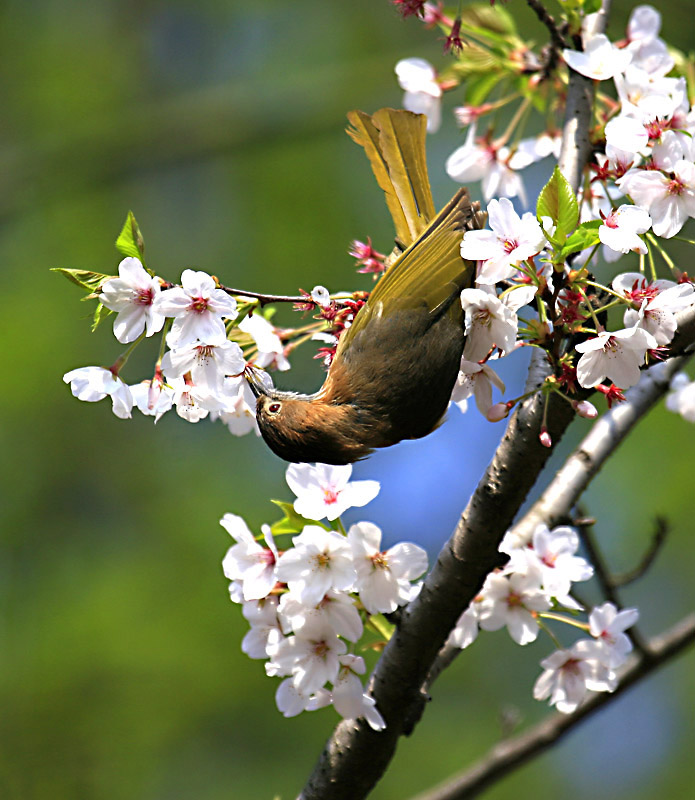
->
218, 285, 316, 307
408, 613, 695, 800
610, 517, 669, 588
525, 0, 568, 51
572, 511, 650, 656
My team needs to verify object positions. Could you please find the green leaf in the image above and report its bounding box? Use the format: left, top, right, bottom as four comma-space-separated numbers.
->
91, 302, 112, 332
459, 3, 518, 38
582, 0, 602, 14
537, 166, 579, 240
269, 500, 329, 536
464, 71, 503, 106
115, 211, 146, 265
52, 268, 115, 292
559, 220, 602, 258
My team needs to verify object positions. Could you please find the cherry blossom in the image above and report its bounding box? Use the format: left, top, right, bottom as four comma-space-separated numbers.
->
575, 327, 657, 389
563, 34, 632, 81
447, 604, 480, 650
624, 283, 695, 345
617, 160, 695, 238
239, 313, 290, 371
99, 257, 165, 344
265, 618, 347, 694
666, 372, 695, 422
347, 521, 428, 614
587, 602, 639, 668
161, 339, 246, 391
477, 569, 551, 645
533, 639, 617, 713
395, 58, 441, 133
330, 655, 386, 731
168, 376, 223, 423
130, 374, 174, 422
598, 204, 651, 258
501, 524, 593, 610
63, 366, 134, 419
460, 288, 519, 361
460, 197, 546, 284
450, 360, 505, 415
275, 526, 356, 606
446, 125, 529, 205
221, 514, 278, 601
154, 269, 238, 347
285, 463, 380, 522
278, 589, 363, 643
241, 598, 282, 659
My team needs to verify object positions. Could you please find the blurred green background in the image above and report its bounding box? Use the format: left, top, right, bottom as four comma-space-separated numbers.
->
1, 1, 694, 798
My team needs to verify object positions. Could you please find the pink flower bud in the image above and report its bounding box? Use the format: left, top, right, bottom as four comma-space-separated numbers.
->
573, 400, 598, 419
486, 402, 510, 422
539, 427, 552, 448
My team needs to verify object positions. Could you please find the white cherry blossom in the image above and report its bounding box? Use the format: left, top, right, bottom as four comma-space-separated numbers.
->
330, 655, 386, 731
154, 269, 238, 347
395, 58, 442, 133
587, 602, 639, 668
460, 198, 546, 285
460, 288, 519, 361
563, 34, 632, 81
347, 521, 428, 615
278, 589, 363, 643
241, 598, 282, 659
161, 339, 245, 392
99, 257, 165, 344
221, 514, 278, 601
575, 326, 657, 389
477, 569, 551, 645
239, 313, 290, 371
598, 204, 651, 257
130, 374, 174, 422
450, 360, 505, 415
666, 372, 695, 422
624, 282, 695, 345
275, 526, 356, 606
533, 639, 617, 714
265, 618, 346, 694
63, 366, 134, 419
447, 603, 481, 650
617, 161, 695, 238
285, 463, 379, 522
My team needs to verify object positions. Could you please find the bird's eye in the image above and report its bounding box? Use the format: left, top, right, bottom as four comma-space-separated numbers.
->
268, 402, 282, 415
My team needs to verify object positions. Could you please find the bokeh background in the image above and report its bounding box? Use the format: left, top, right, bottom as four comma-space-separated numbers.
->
1, 1, 694, 798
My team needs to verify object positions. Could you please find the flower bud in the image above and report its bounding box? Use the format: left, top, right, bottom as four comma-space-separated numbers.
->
539, 427, 552, 448
311, 286, 331, 307
573, 399, 598, 419
486, 402, 510, 422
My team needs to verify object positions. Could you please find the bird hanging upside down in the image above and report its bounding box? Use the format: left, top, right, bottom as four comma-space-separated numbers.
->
246, 108, 484, 465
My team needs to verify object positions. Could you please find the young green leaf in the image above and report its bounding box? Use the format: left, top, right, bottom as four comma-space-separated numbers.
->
115, 211, 146, 265
537, 166, 579, 240
269, 500, 329, 535
52, 268, 115, 293
91, 302, 113, 332
560, 220, 602, 258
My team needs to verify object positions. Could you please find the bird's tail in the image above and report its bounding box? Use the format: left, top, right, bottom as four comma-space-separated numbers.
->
346, 108, 436, 251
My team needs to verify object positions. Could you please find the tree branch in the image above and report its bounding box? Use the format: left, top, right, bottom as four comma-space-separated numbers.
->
408, 613, 695, 800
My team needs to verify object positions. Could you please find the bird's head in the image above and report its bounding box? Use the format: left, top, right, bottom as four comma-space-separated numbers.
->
245, 367, 374, 465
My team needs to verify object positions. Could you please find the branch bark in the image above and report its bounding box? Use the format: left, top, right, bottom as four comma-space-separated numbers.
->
409, 613, 695, 800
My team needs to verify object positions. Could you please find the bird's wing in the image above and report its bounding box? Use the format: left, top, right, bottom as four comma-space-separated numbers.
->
346, 108, 435, 248
336, 187, 479, 357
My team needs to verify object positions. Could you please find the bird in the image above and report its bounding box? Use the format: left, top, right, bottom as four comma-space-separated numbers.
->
246, 107, 484, 465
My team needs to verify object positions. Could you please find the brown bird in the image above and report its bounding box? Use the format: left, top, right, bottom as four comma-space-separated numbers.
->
247, 108, 483, 464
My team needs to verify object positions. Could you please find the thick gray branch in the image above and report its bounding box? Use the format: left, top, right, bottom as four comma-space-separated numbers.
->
409, 613, 695, 800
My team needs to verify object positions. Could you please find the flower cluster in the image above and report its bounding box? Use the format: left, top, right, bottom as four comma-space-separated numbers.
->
448, 523, 638, 713
220, 463, 428, 729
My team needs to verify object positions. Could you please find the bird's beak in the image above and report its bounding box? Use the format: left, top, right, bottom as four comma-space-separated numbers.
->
244, 366, 268, 399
